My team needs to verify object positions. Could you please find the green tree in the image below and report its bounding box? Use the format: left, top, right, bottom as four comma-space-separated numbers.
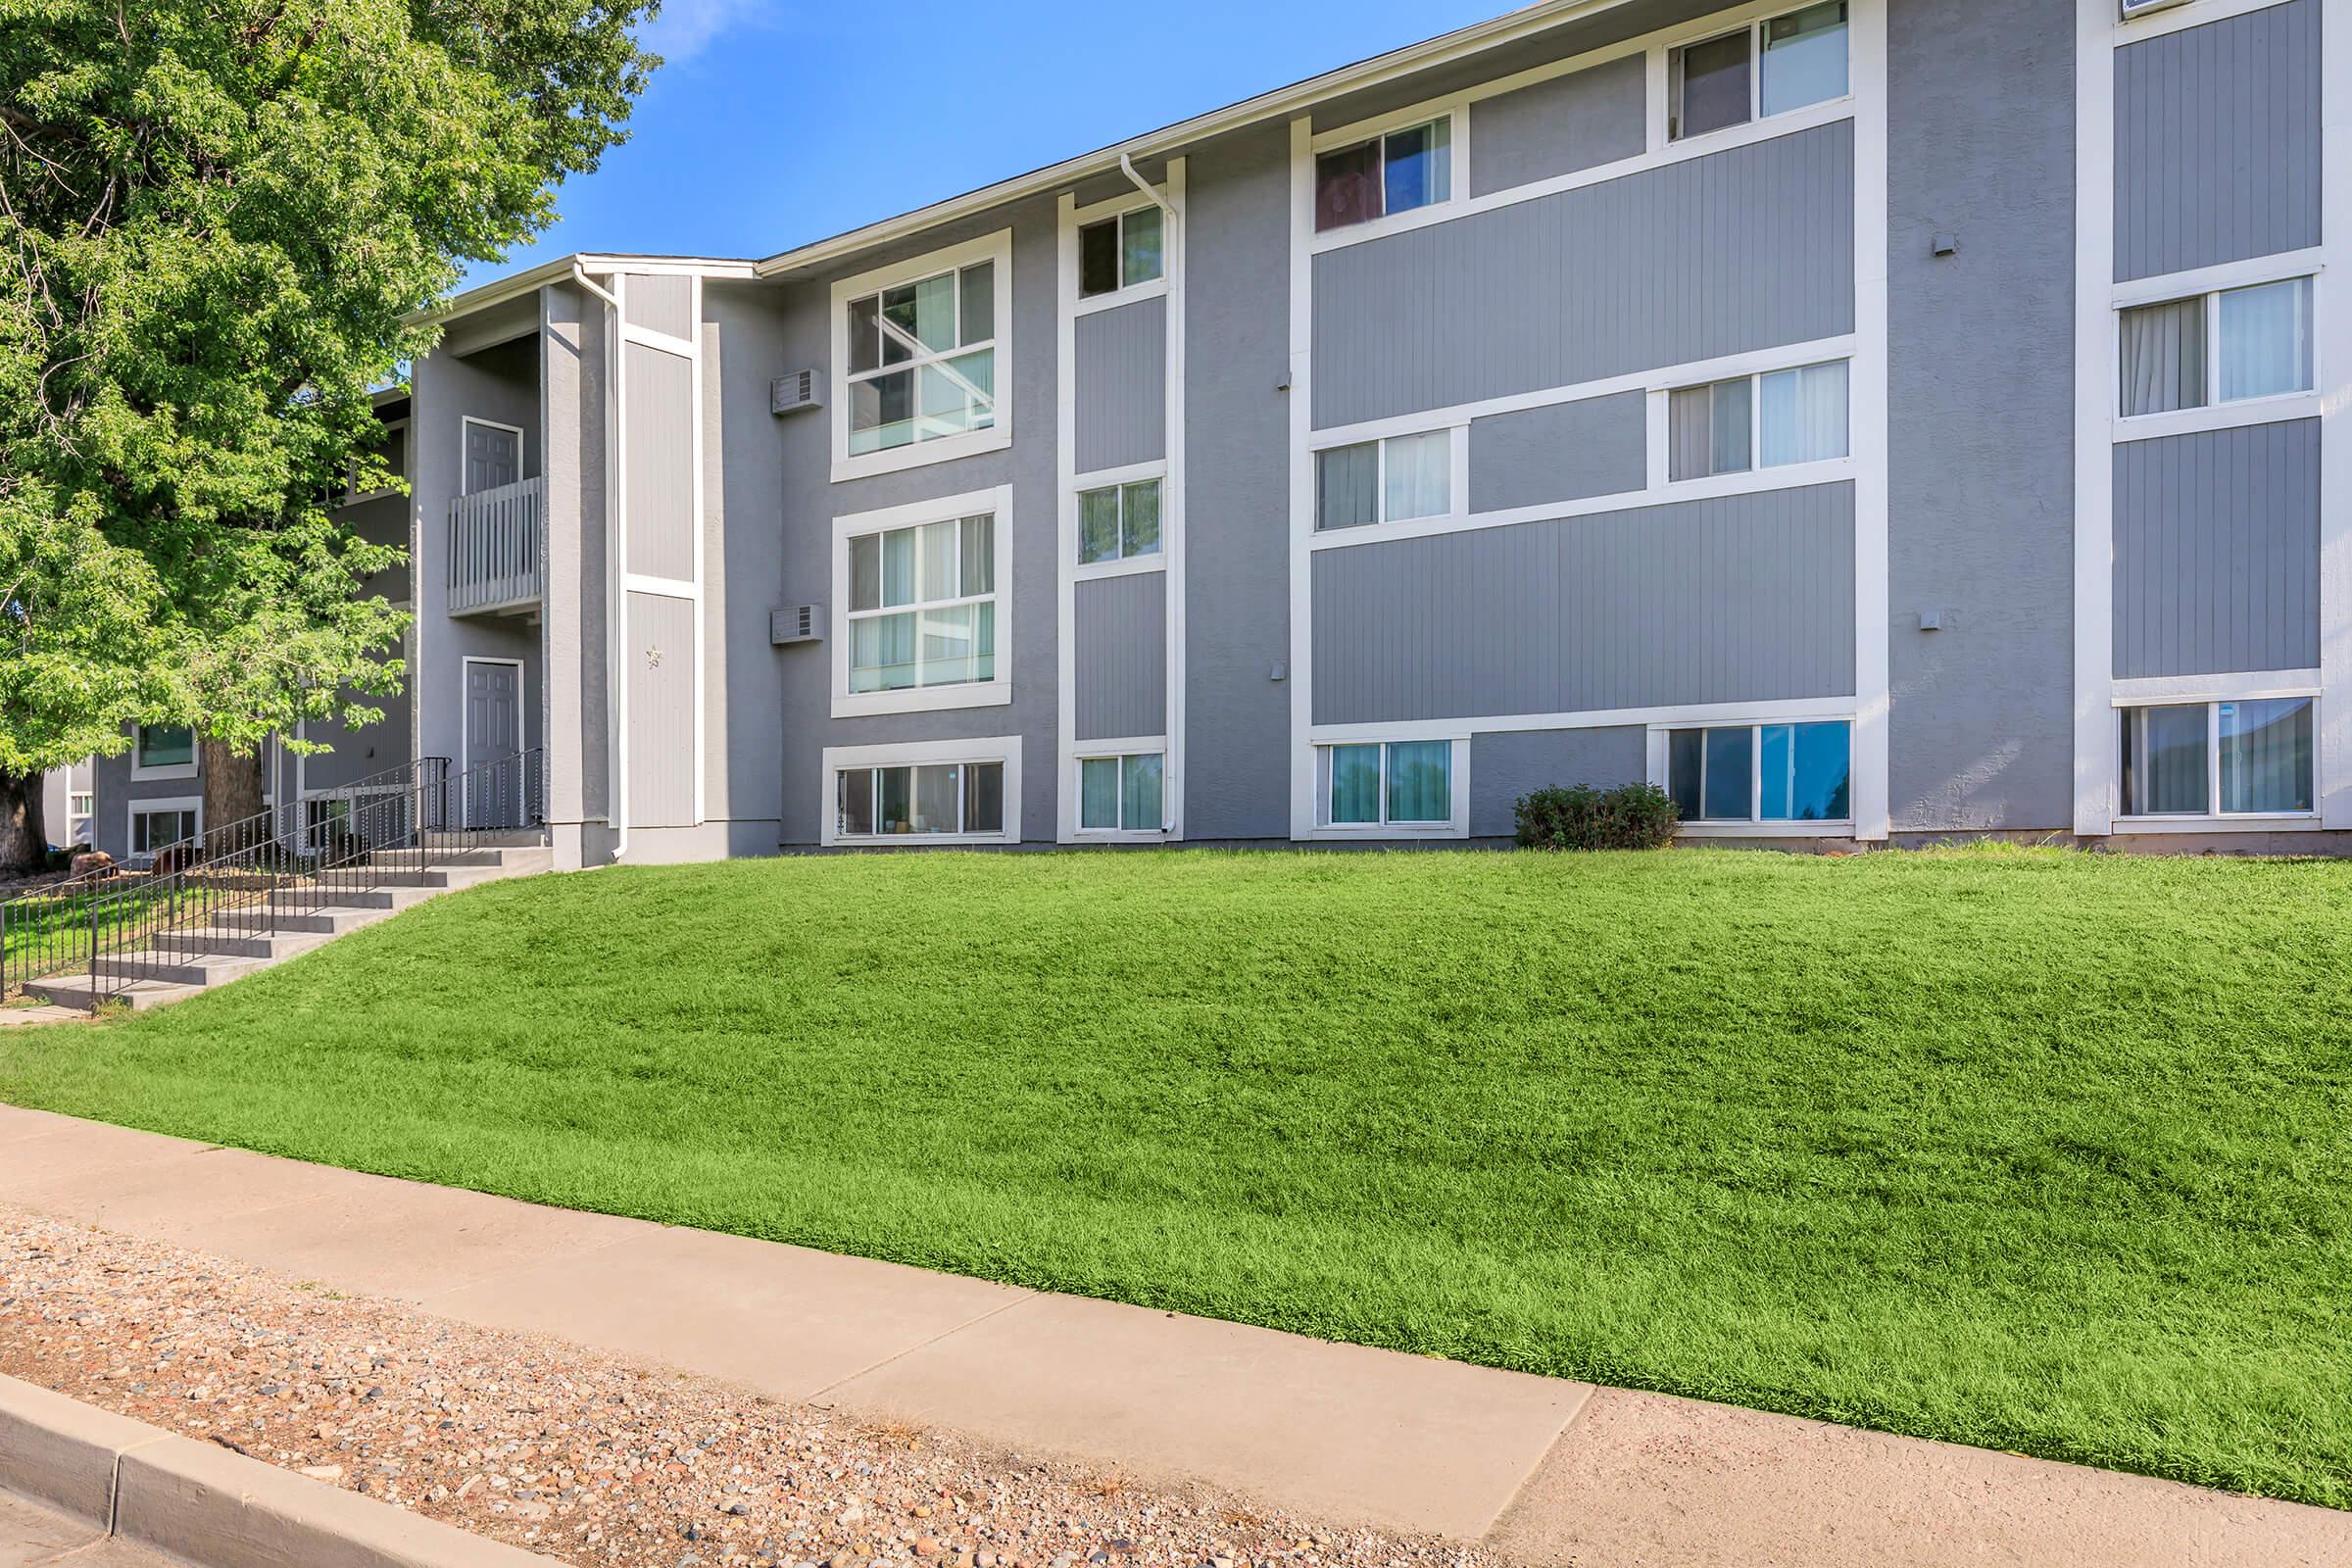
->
0, 0, 657, 870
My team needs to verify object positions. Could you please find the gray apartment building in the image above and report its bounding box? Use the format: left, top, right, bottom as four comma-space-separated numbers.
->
91, 0, 2352, 865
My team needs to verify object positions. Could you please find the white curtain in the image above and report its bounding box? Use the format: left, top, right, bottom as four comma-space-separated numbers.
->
2120, 298, 2205, 416
2219, 278, 2311, 403
1383, 431, 1450, 522
1758, 362, 1847, 467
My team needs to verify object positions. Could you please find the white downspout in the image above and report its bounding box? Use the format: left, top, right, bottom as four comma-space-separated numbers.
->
571, 262, 629, 862
1118, 153, 1181, 219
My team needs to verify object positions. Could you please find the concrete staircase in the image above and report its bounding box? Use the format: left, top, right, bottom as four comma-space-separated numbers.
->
25, 842, 552, 1012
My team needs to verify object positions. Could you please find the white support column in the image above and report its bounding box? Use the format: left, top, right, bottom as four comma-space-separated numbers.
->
2319, 0, 2352, 826
1849, 0, 1891, 841
2072, 0, 2120, 838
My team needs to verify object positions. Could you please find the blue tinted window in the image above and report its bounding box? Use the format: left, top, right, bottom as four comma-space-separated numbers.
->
1382, 120, 1451, 216
1701, 727, 1753, 821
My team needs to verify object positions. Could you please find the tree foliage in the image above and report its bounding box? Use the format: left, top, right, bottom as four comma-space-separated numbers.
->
0, 0, 658, 783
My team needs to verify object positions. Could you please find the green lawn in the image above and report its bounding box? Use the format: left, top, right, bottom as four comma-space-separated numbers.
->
2, 847, 2346, 1506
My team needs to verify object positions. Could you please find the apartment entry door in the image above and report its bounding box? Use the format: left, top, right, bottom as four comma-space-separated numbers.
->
462, 659, 524, 829
463, 418, 521, 495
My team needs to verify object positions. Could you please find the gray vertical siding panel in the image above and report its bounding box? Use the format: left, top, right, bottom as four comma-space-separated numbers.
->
1313, 122, 1854, 428
1074, 571, 1168, 741
625, 342, 696, 582
2113, 420, 2320, 677
624, 273, 696, 341
1074, 296, 1167, 473
1469, 391, 1648, 511
626, 591, 697, 827
2114, 0, 2321, 282
1467, 54, 1647, 196
1311, 484, 1855, 725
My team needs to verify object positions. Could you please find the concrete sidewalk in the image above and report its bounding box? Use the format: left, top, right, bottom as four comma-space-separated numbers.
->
3, 1102, 2346, 1567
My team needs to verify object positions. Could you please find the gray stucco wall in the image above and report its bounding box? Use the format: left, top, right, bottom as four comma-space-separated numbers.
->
1312, 121, 1855, 428
1074, 296, 1167, 474
2115, 0, 2322, 283
1885, 0, 2077, 833
1469, 391, 1647, 512
1181, 122, 1296, 842
1466, 52, 1645, 198
1312, 484, 1856, 726
2114, 419, 2321, 678
1468, 727, 1648, 837
1074, 572, 1168, 742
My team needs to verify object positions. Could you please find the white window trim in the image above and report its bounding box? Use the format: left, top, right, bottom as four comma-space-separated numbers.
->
829, 484, 1015, 718
344, 415, 411, 505
1073, 461, 1171, 580
1644, 716, 1860, 837
1306, 108, 1468, 250
1072, 201, 1170, 316
2113, 694, 2322, 830
1072, 739, 1172, 841
459, 416, 524, 498
829, 230, 1014, 484
130, 724, 198, 782
1309, 425, 1467, 535
1660, 358, 1854, 488
1663, 2, 1853, 150
126, 796, 201, 858
2114, 268, 2321, 435
1305, 737, 1471, 840
819, 736, 1022, 848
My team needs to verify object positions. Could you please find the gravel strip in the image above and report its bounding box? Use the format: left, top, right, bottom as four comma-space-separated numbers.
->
0, 1206, 1489, 1568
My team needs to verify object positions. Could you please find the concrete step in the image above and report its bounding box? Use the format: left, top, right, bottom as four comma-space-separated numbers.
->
25, 975, 208, 1011
263, 906, 397, 937
148, 928, 334, 962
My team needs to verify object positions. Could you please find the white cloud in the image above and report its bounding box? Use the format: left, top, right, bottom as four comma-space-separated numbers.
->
640, 0, 768, 65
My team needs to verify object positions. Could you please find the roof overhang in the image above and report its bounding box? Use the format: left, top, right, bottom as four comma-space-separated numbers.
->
407, 253, 760, 332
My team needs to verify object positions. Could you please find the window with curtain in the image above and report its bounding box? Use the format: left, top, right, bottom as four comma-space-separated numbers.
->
2122, 698, 2314, 816
1670, 363, 1847, 480
837, 762, 1004, 838
1315, 431, 1450, 529
2122, 276, 2314, 417
1671, 4, 1847, 141
846, 514, 997, 694
1080, 754, 1164, 832
1323, 741, 1451, 827
135, 724, 194, 769
1668, 722, 1851, 823
2120, 704, 2211, 816
1079, 207, 1164, 299
1078, 479, 1162, 565
846, 260, 997, 456
2219, 698, 2314, 813
1314, 118, 1451, 232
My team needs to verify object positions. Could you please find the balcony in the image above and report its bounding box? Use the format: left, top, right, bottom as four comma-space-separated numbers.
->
447, 476, 544, 616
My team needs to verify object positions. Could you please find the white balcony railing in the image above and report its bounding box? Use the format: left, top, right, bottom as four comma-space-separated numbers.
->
447, 476, 544, 615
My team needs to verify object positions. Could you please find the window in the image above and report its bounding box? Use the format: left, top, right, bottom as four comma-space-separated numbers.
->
1078, 479, 1162, 565
1669, 362, 1849, 481
1079, 207, 1164, 298
134, 724, 194, 771
845, 258, 998, 457
1314, 118, 1452, 232
2121, 699, 2313, 817
1321, 741, 1452, 827
130, 806, 198, 856
836, 761, 1005, 838
1667, 722, 1852, 824
2120, 276, 2314, 417
1671, 4, 1848, 141
846, 513, 997, 695
1079, 754, 1164, 833
1315, 431, 1450, 530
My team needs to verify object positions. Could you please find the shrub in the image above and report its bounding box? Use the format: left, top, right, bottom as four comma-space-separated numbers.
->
1515, 782, 1680, 852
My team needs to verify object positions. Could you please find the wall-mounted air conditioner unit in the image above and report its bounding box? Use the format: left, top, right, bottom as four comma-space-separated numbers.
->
770, 368, 825, 416
770, 604, 824, 646
2120, 0, 2192, 19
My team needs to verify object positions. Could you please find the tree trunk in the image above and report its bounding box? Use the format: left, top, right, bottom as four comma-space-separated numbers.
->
0, 771, 45, 876
200, 739, 268, 859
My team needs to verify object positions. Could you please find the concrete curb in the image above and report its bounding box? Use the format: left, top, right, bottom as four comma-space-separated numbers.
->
0, 1372, 558, 1567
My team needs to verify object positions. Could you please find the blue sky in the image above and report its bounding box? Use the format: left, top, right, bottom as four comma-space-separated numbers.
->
469, 0, 1501, 288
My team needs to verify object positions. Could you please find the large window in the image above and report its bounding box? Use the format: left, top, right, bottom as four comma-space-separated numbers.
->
1669, 362, 1849, 481
1079, 753, 1163, 833
1315, 431, 1450, 530
1314, 117, 1452, 232
1667, 721, 1852, 824
1670, 4, 1849, 142
1321, 740, 1452, 827
1078, 478, 1161, 565
130, 805, 198, 856
1079, 207, 1164, 299
2120, 277, 2314, 417
836, 761, 1006, 839
845, 258, 998, 457
2121, 699, 2313, 817
847, 513, 997, 695
134, 724, 194, 772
